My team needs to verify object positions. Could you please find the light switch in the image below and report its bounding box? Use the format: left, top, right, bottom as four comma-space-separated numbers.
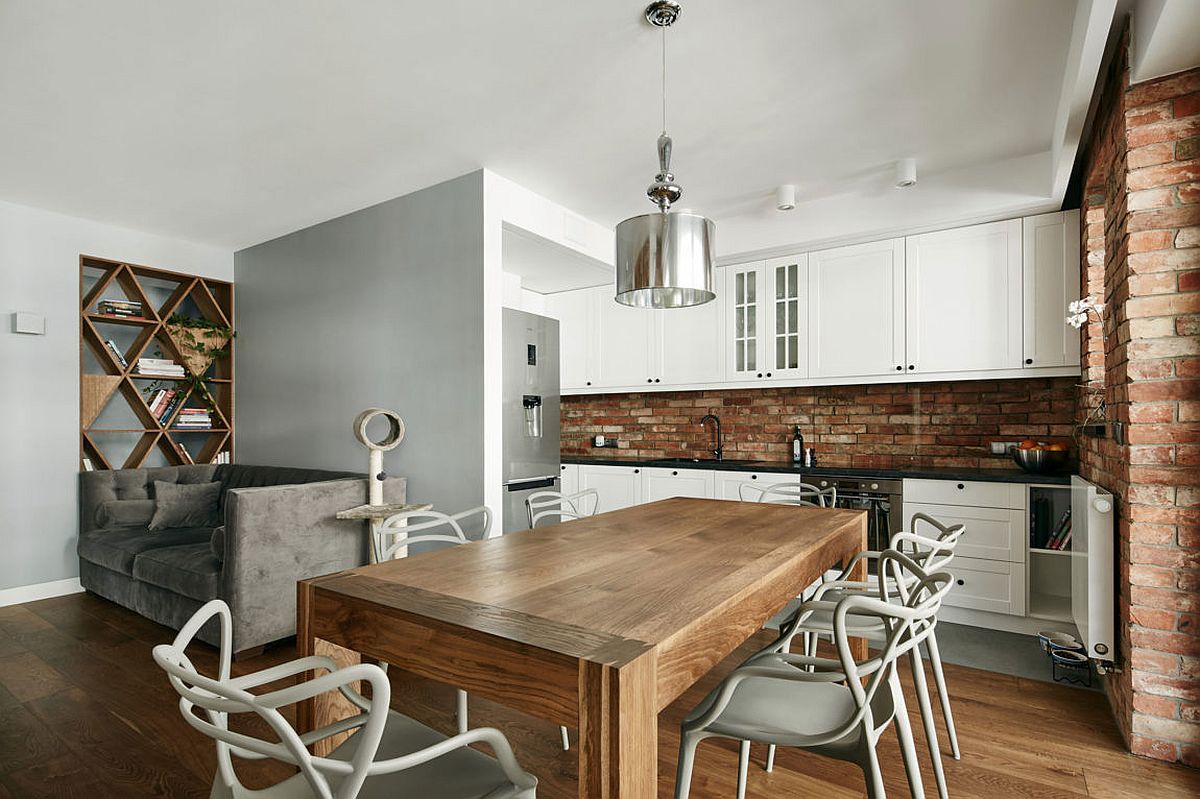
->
11, 312, 45, 335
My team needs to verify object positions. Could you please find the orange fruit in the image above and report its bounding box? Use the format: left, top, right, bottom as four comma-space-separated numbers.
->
1018, 439, 1039, 450
1046, 442, 1068, 452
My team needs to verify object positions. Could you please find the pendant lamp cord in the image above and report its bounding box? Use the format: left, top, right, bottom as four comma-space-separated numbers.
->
661, 21, 667, 134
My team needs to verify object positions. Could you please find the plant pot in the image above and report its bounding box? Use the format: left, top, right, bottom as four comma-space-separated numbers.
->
166, 323, 230, 376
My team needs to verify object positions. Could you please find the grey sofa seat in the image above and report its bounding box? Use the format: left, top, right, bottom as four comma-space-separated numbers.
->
77, 525, 213, 575
78, 464, 406, 654
132, 542, 221, 602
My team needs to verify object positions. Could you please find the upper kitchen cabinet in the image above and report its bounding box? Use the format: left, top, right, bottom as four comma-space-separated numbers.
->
1023, 210, 1081, 369
544, 285, 602, 390
808, 238, 906, 378
595, 290, 655, 387
905, 219, 1023, 374
724, 255, 808, 382
654, 291, 725, 386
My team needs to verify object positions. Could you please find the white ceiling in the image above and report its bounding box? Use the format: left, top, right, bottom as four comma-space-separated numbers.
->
502, 226, 612, 293
1, 1, 1112, 255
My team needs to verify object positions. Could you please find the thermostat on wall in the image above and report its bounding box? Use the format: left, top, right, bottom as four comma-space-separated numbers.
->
11, 312, 45, 335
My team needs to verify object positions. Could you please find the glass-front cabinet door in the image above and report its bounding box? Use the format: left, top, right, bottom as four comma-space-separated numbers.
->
723, 256, 808, 381
766, 255, 807, 379
725, 263, 761, 379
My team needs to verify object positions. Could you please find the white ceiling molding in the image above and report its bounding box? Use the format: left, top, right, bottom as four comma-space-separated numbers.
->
1129, 0, 1200, 84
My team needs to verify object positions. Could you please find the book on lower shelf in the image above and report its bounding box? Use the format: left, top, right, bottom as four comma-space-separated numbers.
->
174, 408, 213, 429
103, 339, 129, 369
175, 441, 194, 465
96, 299, 145, 319
81, 457, 94, 472
211, 451, 230, 465
134, 357, 185, 377
1044, 508, 1072, 551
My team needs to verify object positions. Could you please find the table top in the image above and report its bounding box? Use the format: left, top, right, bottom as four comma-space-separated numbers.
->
309, 498, 865, 672
336, 502, 432, 520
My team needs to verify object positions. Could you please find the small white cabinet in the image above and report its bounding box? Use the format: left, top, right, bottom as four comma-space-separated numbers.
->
808, 238, 906, 378
904, 219, 1023, 373
544, 286, 601, 390
642, 467, 715, 502
595, 294, 655, 388
724, 255, 807, 381
577, 464, 643, 511
713, 469, 798, 500
655, 298, 725, 386
1023, 210, 1081, 369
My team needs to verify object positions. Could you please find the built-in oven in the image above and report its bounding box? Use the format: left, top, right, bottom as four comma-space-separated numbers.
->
805, 474, 904, 555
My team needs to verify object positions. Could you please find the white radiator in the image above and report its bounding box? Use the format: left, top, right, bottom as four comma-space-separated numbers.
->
1071, 475, 1115, 662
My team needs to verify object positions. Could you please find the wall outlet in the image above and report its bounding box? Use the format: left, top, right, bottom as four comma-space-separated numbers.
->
990, 441, 1019, 455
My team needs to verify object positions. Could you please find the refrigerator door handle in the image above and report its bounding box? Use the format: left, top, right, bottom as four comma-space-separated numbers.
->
505, 476, 557, 492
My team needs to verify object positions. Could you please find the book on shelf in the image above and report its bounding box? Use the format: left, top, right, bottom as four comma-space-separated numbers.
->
96, 299, 145, 319
1045, 508, 1072, 550
82, 457, 94, 472
103, 339, 129, 368
211, 451, 230, 465
176, 441, 194, 465
134, 357, 184, 377
157, 393, 182, 423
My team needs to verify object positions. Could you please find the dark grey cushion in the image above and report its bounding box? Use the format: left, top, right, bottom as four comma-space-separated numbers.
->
210, 526, 225, 561
132, 543, 221, 602
95, 499, 156, 528
149, 480, 221, 531
78, 526, 213, 575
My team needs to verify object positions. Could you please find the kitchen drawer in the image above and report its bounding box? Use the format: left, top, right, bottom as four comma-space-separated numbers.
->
942, 556, 1026, 616
903, 502, 1024, 563
713, 470, 800, 501
903, 478, 1025, 510
642, 467, 715, 502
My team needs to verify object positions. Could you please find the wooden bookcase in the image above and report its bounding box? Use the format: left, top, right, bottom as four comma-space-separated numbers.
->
79, 255, 234, 469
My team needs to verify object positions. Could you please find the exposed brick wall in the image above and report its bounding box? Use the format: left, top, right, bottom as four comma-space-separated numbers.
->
1077, 20, 1200, 766
562, 377, 1077, 470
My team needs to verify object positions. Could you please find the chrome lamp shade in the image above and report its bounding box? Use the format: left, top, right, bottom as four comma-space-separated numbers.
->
614, 211, 716, 308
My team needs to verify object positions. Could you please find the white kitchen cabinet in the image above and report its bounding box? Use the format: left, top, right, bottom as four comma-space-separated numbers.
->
655, 294, 725, 386
577, 464, 643, 511
544, 286, 601, 390
642, 467, 715, 502
713, 469, 799, 500
808, 239, 906, 378
939, 556, 1027, 616
905, 219, 1023, 373
724, 255, 808, 382
595, 293, 655, 388
1023, 210, 1081, 369
560, 463, 579, 497
903, 502, 1025, 563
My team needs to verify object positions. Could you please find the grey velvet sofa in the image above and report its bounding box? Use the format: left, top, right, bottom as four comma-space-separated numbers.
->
78, 464, 405, 654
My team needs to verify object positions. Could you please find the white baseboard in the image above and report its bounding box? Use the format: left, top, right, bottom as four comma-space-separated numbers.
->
0, 577, 84, 608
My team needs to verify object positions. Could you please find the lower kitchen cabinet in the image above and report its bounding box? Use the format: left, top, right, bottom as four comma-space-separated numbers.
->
939, 556, 1027, 616
576, 464, 643, 511
713, 469, 799, 500
643, 467, 714, 502
903, 501, 1024, 563
560, 463, 579, 497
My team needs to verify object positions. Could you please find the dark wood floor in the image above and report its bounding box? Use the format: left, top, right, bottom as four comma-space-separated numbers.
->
0, 592, 1197, 798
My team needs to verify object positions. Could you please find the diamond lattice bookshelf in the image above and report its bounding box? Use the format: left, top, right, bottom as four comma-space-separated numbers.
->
80, 255, 234, 469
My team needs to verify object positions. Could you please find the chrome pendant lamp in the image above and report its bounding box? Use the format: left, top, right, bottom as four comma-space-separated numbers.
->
614, 1, 716, 309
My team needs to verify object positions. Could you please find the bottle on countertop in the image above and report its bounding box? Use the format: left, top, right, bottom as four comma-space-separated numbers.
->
792, 426, 804, 464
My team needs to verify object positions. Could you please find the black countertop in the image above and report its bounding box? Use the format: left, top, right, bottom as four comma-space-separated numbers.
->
561, 454, 1073, 485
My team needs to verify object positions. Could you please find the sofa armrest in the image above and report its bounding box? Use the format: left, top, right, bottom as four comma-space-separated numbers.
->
221, 475, 406, 652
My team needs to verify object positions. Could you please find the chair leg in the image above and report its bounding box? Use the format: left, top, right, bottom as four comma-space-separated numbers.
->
861, 735, 888, 799
674, 732, 702, 799
736, 740, 751, 799
909, 647, 948, 799
924, 630, 961, 760
560, 725, 571, 751
456, 689, 468, 735
890, 670, 926, 799
765, 743, 776, 772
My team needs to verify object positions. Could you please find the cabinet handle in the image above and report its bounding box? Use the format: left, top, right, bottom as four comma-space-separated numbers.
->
751, 474, 758, 480
647, 378, 652, 383
956, 578, 965, 586
1025, 358, 1033, 365
766, 372, 772, 377
895, 366, 902, 371
634, 469, 640, 474
907, 365, 915, 370
956, 483, 965, 490
586, 381, 591, 386
672, 470, 678, 476
655, 378, 660, 383
756, 372, 763, 378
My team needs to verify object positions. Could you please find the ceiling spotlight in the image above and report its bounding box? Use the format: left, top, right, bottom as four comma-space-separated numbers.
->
895, 158, 917, 189
775, 184, 796, 211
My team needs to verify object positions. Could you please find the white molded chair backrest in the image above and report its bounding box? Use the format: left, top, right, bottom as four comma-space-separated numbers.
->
527, 489, 600, 527
894, 512, 966, 575
375, 506, 492, 560
740, 481, 837, 507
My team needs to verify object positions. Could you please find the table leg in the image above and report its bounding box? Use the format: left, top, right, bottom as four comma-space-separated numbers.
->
298, 582, 363, 756
848, 524, 870, 661
577, 653, 657, 798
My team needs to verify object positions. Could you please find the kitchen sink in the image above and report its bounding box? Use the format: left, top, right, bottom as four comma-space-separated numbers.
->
647, 458, 765, 467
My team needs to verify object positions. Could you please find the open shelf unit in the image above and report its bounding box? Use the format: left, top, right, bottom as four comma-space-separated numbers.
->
79, 255, 234, 469
1027, 484, 1074, 622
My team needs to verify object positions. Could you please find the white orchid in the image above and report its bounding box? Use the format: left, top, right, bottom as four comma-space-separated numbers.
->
1066, 296, 1104, 329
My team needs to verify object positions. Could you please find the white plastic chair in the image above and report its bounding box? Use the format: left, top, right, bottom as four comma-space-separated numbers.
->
675, 551, 952, 799
526, 489, 600, 528
765, 513, 967, 799
153, 599, 537, 799
737, 481, 837, 507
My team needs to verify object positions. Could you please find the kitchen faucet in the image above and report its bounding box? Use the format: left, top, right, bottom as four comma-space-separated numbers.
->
699, 414, 723, 461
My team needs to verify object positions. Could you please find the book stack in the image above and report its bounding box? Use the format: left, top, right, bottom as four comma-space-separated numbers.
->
147, 388, 182, 423
175, 408, 213, 430
1044, 508, 1073, 551
135, 357, 185, 378
212, 451, 231, 465
97, 298, 144, 319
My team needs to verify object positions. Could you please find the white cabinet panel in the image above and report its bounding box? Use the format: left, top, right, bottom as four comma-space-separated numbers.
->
1023, 211, 1081, 369
763, 256, 808, 380
595, 294, 654, 388
941, 556, 1027, 616
905, 219, 1023, 373
544, 287, 600, 390
902, 478, 1025, 510
656, 293, 725, 386
808, 239, 905, 378
725, 263, 764, 380
577, 464, 643, 511
560, 463, 579, 497
642, 467, 715, 502
903, 502, 1025, 563
713, 470, 800, 501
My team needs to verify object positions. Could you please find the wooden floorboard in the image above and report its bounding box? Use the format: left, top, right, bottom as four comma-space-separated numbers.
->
0, 593, 1196, 798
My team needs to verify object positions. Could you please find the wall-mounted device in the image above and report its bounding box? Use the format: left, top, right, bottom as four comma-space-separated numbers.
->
11, 312, 45, 335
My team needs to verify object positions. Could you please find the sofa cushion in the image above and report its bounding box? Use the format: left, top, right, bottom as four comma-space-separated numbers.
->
96, 499, 156, 528
132, 543, 221, 603
210, 526, 225, 561
214, 464, 359, 510
149, 480, 221, 530
78, 526, 213, 576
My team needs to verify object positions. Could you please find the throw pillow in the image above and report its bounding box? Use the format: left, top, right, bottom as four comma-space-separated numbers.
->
95, 499, 156, 528
148, 480, 221, 531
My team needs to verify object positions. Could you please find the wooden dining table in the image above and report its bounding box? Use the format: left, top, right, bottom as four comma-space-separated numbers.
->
298, 497, 867, 798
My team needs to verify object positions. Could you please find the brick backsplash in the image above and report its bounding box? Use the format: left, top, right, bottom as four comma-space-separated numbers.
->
562, 377, 1078, 471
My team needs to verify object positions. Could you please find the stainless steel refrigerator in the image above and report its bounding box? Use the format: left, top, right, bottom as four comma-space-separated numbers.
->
501, 308, 560, 533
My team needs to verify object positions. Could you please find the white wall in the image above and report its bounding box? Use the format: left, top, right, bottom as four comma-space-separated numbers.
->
0, 199, 232, 596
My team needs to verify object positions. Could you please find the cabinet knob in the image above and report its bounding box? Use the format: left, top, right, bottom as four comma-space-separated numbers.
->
907, 365, 915, 370
956, 483, 965, 490
751, 474, 758, 480
655, 378, 660, 383
672, 470, 678, 476
766, 372, 772, 377
956, 578, 965, 586
895, 365, 902, 371
633, 468, 640, 474
1025, 358, 1033, 365
586, 381, 591, 386
756, 372, 763, 378
647, 378, 652, 383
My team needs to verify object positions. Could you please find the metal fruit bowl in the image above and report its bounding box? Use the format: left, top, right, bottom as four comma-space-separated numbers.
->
1010, 446, 1069, 474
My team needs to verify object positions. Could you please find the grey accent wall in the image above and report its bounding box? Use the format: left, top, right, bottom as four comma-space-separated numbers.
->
234, 172, 485, 513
